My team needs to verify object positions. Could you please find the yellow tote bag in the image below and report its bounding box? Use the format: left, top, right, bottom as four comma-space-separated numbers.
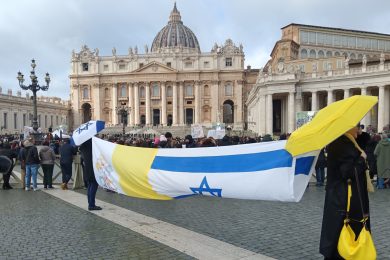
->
337, 181, 376, 260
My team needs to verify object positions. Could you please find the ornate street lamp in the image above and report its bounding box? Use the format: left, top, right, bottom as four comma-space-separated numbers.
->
17, 59, 50, 133
116, 102, 129, 135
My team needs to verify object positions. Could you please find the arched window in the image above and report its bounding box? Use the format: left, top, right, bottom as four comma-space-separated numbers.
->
358, 54, 363, 59
350, 53, 356, 59
185, 85, 193, 96
334, 52, 340, 57
105, 88, 110, 99
81, 103, 92, 123
82, 87, 89, 99
224, 82, 233, 96
326, 51, 332, 57
167, 86, 173, 97
223, 100, 234, 124
140, 86, 145, 98
152, 83, 160, 97
309, 49, 316, 58
300, 49, 307, 59
120, 84, 126, 97
204, 85, 210, 96
318, 50, 325, 58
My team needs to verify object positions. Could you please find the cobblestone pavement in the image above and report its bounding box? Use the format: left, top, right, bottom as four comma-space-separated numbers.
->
79, 187, 390, 259
0, 190, 193, 260
1, 186, 389, 259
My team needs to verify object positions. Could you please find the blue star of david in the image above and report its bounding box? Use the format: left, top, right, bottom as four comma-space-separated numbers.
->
76, 122, 94, 134
190, 176, 222, 197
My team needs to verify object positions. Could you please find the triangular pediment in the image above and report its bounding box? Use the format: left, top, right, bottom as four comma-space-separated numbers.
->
132, 61, 177, 73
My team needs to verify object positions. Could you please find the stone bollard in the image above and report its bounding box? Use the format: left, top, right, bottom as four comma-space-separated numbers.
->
72, 154, 84, 189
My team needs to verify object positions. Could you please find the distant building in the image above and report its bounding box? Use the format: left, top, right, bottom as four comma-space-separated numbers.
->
0, 87, 70, 135
247, 23, 390, 135
69, 3, 258, 130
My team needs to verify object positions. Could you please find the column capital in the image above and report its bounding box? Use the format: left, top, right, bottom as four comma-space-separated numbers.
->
211, 80, 220, 85
160, 81, 166, 87
236, 80, 244, 85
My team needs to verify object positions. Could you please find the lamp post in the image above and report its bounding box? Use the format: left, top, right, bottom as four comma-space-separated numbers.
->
116, 102, 129, 135
17, 59, 50, 133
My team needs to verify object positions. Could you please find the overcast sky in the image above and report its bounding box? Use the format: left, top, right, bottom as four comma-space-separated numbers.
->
1, 0, 389, 100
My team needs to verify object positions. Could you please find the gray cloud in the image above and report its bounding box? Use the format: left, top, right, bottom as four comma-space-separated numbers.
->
1, 0, 389, 99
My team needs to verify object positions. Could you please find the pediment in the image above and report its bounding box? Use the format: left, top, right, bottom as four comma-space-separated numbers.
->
132, 61, 177, 73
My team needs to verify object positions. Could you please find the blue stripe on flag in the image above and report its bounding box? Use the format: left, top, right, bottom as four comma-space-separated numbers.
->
96, 120, 105, 132
295, 156, 315, 175
151, 149, 293, 173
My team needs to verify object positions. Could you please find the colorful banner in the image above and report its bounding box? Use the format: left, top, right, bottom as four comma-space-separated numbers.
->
92, 137, 319, 202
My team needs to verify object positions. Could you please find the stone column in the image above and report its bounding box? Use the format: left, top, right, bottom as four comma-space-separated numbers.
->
134, 83, 140, 125
360, 87, 368, 127
195, 81, 200, 124
179, 82, 184, 125
173, 82, 178, 125
128, 83, 134, 125
161, 82, 167, 125
288, 91, 295, 133
266, 94, 273, 134
92, 84, 101, 120
385, 86, 390, 126
259, 95, 266, 135
344, 89, 350, 99
211, 81, 219, 123
378, 85, 385, 132
236, 80, 243, 125
145, 82, 151, 125
112, 84, 118, 125
327, 89, 334, 106
311, 91, 318, 111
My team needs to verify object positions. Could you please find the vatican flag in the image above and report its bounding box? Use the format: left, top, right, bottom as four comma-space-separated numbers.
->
92, 137, 318, 202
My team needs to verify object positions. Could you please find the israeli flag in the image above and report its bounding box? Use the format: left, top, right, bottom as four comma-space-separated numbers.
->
92, 137, 319, 202
73, 121, 105, 146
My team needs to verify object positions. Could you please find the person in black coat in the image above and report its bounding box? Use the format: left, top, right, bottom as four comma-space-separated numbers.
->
79, 139, 101, 211
0, 143, 17, 189
315, 148, 327, 186
59, 139, 76, 190
319, 125, 370, 259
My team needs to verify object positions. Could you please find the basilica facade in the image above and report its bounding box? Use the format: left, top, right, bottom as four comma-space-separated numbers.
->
247, 23, 390, 135
70, 4, 258, 130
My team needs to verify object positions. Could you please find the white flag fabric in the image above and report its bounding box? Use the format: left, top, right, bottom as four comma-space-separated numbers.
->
92, 137, 319, 202
72, 121, 105, 146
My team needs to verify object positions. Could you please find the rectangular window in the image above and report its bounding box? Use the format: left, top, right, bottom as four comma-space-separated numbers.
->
225, 58, 232, 67
378, 40, 385, 50
386, 41, 390, 51
299, 64, 305, 72
140, 101, 145, 105
341, 36, 348, 47
371, 39, 378, 50
14, 113, 17, 129
166, 62, 171, 67
186, 101, 192, 105
348, 36, 356, 48
185, 61, 193, 68
23, 114, 26, 127
139, 63, 144, 68
357, 37, 364, 48
308, 32, 316, 44
324, 33, 332, 45
119, 64, 125, 70
317, 33, 325, 44
103, 65, 109, 71
300, 30, 308, 44
167, 101, 172, 105
337, 60, 343, 69
334, 35, 341, 46
185, 85, 193, 96
204, 61, 210, 68
82, 63, 89, 71
3, 113, 7, 129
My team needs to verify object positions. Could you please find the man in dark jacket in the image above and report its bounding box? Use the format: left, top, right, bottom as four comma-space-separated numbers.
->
59, 139, 76, 190
0, 143, 17, 189
79, 139, 102, 210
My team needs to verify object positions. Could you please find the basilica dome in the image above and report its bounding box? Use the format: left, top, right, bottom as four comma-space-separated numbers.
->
151, 3, 200, 53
